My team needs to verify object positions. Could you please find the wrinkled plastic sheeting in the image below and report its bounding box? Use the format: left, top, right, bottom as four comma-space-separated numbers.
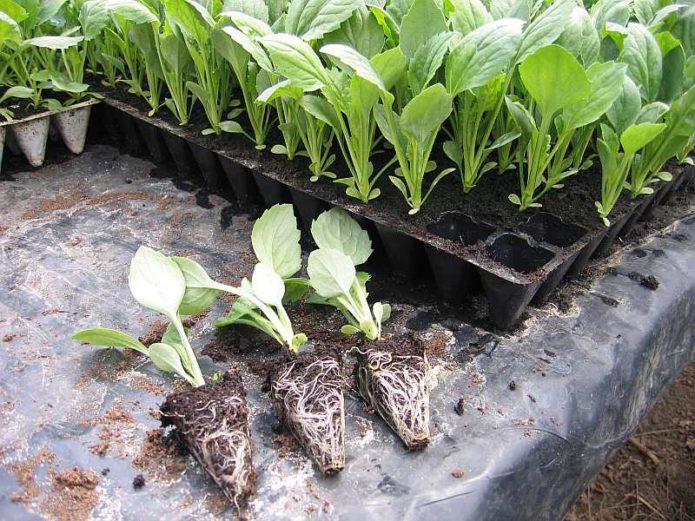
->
0, 145, 693, 521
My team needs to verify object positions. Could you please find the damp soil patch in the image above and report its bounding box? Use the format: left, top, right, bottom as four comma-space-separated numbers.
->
160, 369, 256, 507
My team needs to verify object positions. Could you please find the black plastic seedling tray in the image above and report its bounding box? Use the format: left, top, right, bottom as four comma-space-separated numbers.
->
95, 100, 694, 330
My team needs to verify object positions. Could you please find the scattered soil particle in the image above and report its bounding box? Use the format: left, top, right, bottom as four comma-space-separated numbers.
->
132, 429, 187, 482
138, 320, 168, 347
89, 400, 137, 458
627, 271, 660, 290
132, 474, 146, 490
40, 467, 100, 521
454, 399, 465, 416
271, 433, 298, 459
3, 333, 17, 342
6, 447, 56, 504
509, 380, 517, 391
451, 468, 466, 478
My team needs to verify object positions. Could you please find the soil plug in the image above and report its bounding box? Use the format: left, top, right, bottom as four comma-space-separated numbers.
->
272, 355, 346, 475
160, 369, 256, 507
355, 339, 431, 450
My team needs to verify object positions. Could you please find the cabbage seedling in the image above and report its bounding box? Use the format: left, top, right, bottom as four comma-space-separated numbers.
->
73, 246, 206, 387
306, 208, 390, 339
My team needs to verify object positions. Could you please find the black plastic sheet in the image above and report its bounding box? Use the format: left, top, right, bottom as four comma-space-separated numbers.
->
0, 146, 693, 520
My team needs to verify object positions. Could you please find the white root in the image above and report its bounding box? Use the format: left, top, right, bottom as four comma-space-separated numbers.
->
163, 389, 255, 508
273, 358, 346, 475
357, 350, 431, 450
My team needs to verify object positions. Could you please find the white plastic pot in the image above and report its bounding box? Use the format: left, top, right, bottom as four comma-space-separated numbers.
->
52, 104, 93, 154
10, 115, 50, 167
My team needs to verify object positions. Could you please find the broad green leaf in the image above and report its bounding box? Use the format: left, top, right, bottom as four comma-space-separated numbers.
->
37, 0, 68, 25
448, 0, 492, 35
72, 327, 148, 355
488, 0, 529, 20
25, 36, 83, 49
445, 17, 523, 95
223, 0, 269, 22
162, 0, 215, 44
283, 278, 311, 303
261, 33, 328, 90
515, 0, 574, 64
285, 0, 362, 41
556, 5, 600, 66
399, 0, 448, 58
636, 101, 669, 124
2, 0, 27, 24
307, 248, 356, 298
298, 94, 340, 128
518, 44, 590, 117
0, 86, 34, 103
251, 263, 285, 306
371, 46, 407, 90
668, 86, 695, 137
251, 204, 302, 278
620, 122, 666, 155
320, 44, 386, 91
409, 31, 454, 94
632, 0, 657, 25
589, 0, 630, 32
400, 83, 452, 141
0, 12, 21, 45
659, 38, 685, 103
607, 76, 641, 135
671, 6, 695, 57
128, 246, 186, 319
170, 257, 220, 315
386, 0, 411, 25
105, 0, 159, 24
622, 22, 662, 102
311, 208, 372, 265
258, 80, 303, 103
563, 61, 626, 130
50, 75, 89, 94
375, 103, 406, 149
148, 342, 189, 379
505, 97, 537, 138
323, 6, 385, 59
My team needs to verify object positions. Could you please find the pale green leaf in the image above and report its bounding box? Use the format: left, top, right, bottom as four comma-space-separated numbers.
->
399, 83, 452, 141
251, 263, 285, 305
307, 248, 356, 298
285, 0, 362, 41
399, 0, 448, 58
622, 22, 662, 102
448, 0, 492, 35
621, 122, 666, 155
260, 33, 328, 90
311, 208, 372, 265
72, 327, 148, 355
251, 204, 302, 278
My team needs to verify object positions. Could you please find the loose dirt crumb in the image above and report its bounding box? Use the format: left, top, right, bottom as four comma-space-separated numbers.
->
271, 433, 298, 459
139, 320, 168, 347
132, 474, 146, 490
132, 429, 186, 482
40, 467, 100, 521
451, 468, 465, 478
3, 333, 17, 342
454, 399, 465, 416
6, 447, 56, 504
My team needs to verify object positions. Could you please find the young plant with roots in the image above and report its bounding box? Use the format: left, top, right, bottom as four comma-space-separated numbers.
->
306, 208, 390, 340
73, 248, 256, 505
161, 369, 256, 507
355, 341, 431, 450
272, 355, 346, 475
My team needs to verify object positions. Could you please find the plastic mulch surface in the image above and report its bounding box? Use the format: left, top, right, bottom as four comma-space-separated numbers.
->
0, 145, 693, 520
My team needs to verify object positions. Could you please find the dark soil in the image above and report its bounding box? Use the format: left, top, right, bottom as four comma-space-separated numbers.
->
160, 369, 256, 506
566, 363, 695, 521
271, 353, 346, 475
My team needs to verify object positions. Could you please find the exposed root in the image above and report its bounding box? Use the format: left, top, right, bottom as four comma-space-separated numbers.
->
356, 349, 431, 450
160, 370, 256, 508
272, 356, 346, 475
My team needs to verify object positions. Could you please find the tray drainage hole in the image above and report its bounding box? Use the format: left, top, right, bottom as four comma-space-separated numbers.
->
428, 212, 495, 245
519, 213, 587, 248
487, 234, 555, 274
